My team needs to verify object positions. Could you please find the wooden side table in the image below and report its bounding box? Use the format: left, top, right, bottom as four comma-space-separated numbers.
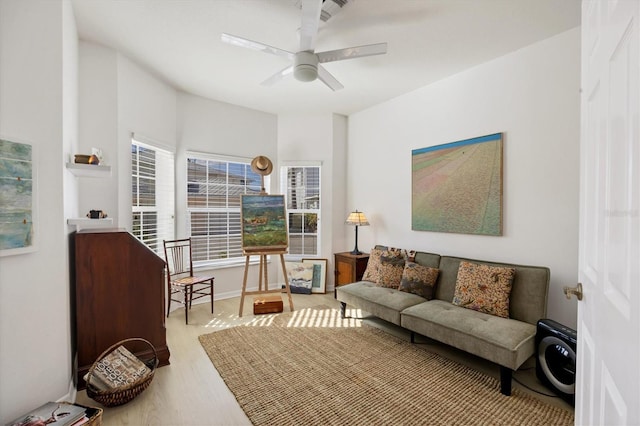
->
334, 252, 370, 297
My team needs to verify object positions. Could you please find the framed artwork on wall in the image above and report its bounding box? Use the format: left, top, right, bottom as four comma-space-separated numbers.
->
0, 137, 37, 256
241, 194, 288, 253
302, 258, 328, 294
411, 133, 503, 236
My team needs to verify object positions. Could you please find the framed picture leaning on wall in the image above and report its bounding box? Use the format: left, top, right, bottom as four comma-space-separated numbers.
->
302, 258, 328, 294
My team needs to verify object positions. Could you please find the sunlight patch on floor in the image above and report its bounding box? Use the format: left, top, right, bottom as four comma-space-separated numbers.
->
202, 307, 364, 328
283, 307, 363, 328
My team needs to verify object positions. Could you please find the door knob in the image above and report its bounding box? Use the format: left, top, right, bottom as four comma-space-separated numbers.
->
563, 283, 583, 301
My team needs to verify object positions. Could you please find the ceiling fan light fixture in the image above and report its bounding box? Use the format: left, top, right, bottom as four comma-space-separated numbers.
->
294, 64, 318, 82
294, 51, 319, 82
222, 0, 386, 90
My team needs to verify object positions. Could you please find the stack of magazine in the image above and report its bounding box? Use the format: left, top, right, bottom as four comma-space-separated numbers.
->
85, 345, 151, 390
6, 402, 99, 426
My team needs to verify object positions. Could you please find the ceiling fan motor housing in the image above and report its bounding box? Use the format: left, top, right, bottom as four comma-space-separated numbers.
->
294, 51, 319, 82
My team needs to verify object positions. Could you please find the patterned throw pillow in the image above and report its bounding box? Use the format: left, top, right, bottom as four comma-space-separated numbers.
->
375, 248, 406, 288
452, 261, 516, 318
362, 247, 385, 283
398, 261, 439, 299
406, 250, 417, 262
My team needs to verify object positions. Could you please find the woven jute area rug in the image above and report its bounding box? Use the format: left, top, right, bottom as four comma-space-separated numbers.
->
199, 307, 574, 426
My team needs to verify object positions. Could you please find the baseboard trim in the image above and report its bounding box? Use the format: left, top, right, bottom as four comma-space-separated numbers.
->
58, 377, 77, 403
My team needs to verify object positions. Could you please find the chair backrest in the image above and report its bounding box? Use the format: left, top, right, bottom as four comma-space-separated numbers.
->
163, 238, 194, 278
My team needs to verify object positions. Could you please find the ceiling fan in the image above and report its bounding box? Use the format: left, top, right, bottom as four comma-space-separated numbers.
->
221, 0, 387, 91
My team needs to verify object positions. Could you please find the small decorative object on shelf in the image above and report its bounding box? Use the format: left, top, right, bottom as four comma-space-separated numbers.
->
91, 147, 104, 164
86, 210, 108, 219
74, 154, 100, 165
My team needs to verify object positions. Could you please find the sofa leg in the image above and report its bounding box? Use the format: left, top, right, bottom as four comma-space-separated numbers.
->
410, 331, 415, 344
500, 366, 512, 396
340, 302, 347, 318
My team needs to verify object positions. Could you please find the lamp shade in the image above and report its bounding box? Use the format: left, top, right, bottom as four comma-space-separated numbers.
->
345, 210, 369, 255
345, 210, 369, 226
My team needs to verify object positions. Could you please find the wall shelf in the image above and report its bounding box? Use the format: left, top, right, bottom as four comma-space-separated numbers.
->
66, 162, 111, 177
67, 218, 114, 231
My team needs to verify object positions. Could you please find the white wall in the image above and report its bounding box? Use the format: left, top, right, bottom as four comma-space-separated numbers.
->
116, 54, 178, 229
347, 28, 581, 328
76, 41, 118, 222
0, 0, 76, 422
77, 42, 178, 228
176, 92, 278, 298
62, 0, 79, 226
277, 113, 348, 289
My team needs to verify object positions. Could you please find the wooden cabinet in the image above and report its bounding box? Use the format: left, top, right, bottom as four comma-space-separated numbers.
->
72, 229, 170, 390
334, 252, 370, 296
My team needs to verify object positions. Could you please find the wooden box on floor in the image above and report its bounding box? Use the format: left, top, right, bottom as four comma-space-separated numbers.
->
253, 295, 284, 315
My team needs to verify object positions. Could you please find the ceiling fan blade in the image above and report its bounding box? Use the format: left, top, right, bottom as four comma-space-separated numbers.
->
317, 42, 388, 63
299, 0, 322, 52
221, 33, 294, 60
317, 65, 344, 91
261, 65, 294, 86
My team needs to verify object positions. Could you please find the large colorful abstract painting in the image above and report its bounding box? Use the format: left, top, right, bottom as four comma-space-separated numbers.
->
0, 138, 36, 255
241, 194, 288, 253
412, 133, 503, 236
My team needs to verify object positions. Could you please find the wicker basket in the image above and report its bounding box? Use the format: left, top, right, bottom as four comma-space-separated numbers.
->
85, 338, 158, 407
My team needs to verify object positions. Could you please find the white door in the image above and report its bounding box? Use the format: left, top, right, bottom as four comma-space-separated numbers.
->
577, 1, 639, 425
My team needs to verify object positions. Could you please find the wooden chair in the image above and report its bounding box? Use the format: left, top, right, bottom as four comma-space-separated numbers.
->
163, 238, 214, 324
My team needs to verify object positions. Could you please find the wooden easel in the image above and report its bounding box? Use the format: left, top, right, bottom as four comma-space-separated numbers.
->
239, 249, 294, 317
240, 158, 292, 317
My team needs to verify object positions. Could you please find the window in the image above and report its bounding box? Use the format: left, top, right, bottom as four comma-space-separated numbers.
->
131, 137, 175, 253
281, 165, 320, 256
186, 154, 264, 265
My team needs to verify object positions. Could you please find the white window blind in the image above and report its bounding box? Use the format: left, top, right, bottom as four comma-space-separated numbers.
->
131, 137, 175, 254
186, 153, 264, 265
280, 165, 321, 256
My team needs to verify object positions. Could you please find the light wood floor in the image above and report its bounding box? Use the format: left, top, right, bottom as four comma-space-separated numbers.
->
75, 294, 573, 425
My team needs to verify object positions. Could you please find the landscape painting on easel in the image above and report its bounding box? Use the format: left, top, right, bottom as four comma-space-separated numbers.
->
241, 194, 288, 253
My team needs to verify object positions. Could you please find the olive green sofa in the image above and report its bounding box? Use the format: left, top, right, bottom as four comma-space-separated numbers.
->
335, 250, 550, 396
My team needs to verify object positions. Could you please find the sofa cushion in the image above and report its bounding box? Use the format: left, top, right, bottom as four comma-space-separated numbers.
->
398, 262, 439, 300
413, 251, 441, 269
452, 261, 515, 318
375, 248, 406, 288
434, 256, 549, 325
362, 247, 385, 283
336, 281, 426, 326
400, 300, 536, 369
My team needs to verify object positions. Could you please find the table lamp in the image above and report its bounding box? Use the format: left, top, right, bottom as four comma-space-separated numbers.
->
345, 210, 369, 255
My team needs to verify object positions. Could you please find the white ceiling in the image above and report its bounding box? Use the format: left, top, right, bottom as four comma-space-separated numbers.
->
71, 0, 581, 116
